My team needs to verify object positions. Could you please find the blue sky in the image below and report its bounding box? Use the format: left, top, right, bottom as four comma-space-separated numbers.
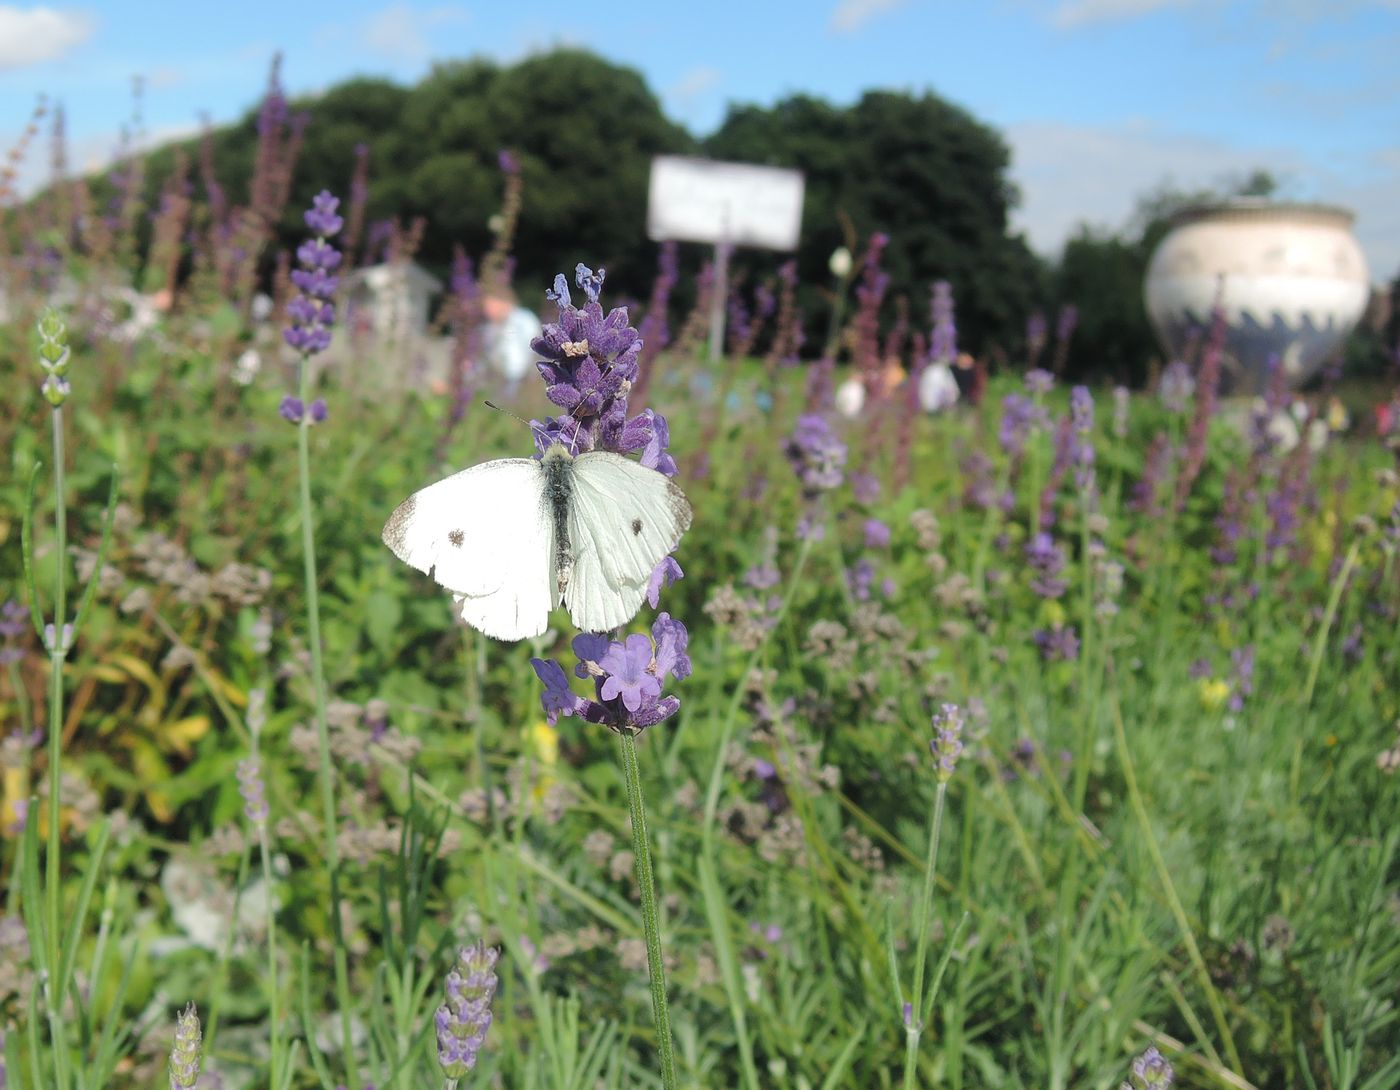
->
2, 0, 1398, 277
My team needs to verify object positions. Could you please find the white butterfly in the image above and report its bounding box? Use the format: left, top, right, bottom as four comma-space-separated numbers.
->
382, 443, 692, 641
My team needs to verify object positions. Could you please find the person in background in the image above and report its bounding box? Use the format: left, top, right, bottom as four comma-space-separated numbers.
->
480, 285, 543, 391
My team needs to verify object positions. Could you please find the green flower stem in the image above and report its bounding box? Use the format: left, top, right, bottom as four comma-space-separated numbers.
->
256, 813, 281, 1088
1302, 539, 1359, 711
294, 357, 358, 1090
45, 403, 70, 1090
617, 730, 678, 1090
903, 780, 947, 1090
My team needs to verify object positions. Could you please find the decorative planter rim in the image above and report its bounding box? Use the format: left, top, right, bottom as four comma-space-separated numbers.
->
1165, 198, 1355, 231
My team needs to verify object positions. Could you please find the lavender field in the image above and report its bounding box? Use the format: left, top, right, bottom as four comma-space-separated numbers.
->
2, 76, 1400, 1090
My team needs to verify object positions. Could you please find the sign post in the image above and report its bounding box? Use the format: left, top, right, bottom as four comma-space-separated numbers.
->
646, 156, 805, 362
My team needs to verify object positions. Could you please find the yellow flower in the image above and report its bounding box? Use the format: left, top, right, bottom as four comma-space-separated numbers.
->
528, 720, 559, 767
526, 719, 559, 802
1199, 678, 1230, 711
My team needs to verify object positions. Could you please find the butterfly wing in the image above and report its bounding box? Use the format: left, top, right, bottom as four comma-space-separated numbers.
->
381, 458, 558, 641
564, 452, 692, 633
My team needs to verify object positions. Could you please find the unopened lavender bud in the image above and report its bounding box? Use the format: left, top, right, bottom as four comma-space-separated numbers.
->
42, 622, 73, 656
42, 374, 70, 406
168, 1002, 202, 1090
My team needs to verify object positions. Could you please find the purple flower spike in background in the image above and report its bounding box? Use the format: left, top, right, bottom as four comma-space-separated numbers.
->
929, 703, 966, 781
1070, 385, 1096, 495
1026, 533, 1068, 599
786, 413, 847, 496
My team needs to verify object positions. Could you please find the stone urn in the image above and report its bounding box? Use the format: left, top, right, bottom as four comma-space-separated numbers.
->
1143, 199, 1370, 392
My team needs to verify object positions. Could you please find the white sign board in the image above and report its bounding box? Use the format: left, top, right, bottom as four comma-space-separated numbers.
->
647, 156, 804, 251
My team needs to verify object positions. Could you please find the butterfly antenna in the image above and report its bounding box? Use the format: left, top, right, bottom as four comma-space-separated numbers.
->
483, 400, 554, 449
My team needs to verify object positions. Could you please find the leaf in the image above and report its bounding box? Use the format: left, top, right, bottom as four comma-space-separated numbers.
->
161, 715, 212, 757
365, 589, 404, 655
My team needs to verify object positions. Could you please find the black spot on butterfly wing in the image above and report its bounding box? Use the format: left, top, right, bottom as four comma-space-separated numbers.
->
631, 518, 643, 536
448, 528, 465, 548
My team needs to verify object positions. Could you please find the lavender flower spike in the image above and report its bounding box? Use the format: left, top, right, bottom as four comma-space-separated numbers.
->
929, 703, 965, 781
168, 1003, 203, 1090
436, 941, 499, 1082
1121, 1045, 1174, 1089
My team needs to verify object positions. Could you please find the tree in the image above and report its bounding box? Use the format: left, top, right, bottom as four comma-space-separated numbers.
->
125, 50, 696, 307
703, 89, 1047, 358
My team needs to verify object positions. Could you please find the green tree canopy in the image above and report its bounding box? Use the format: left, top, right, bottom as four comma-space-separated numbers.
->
702, 89, 1047, 357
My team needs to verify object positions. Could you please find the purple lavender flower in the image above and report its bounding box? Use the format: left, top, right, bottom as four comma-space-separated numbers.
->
929, 703, 965, 781
435, 941, 499, 1081
236, 757, 269, 825
283, 190, 342, 359
530, 264, 673, 467
1034, 625, 1080, 662
785, 413, 847, 495
1123, 1045, 1174, 1088
1159, 360, 1194, 413
0, 599, 27, 665
863, 519, 891, 549
1026, 311, 1048, 366
850, 471, 881, 504
847, 558, 875, 601
532, 658, 584, 723
929, 279, 957, 364
599, 634, 664, 713
532, 614, 690, 734
646, 555, 683, 608
1025, 533, 1068, 599
1070, 385, 1096, 494
1025, 368, 1055, 395
999, 393, 1047, 457
1056, 304, 1078, 345
278, 396, 327, 425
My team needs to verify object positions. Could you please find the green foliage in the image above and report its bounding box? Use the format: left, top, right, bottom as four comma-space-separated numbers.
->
4, 281, 1400, 1087
133, 50, 696, 305
704, 90, 1048, 357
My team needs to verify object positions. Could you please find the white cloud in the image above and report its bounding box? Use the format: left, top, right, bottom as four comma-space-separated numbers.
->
358, 3, 468, 65
0, 5, 95, 69
1048, 0, 1193, 29
1005, 119, 1400, 281
667, 66, 721, 103
829, 0, 907, 34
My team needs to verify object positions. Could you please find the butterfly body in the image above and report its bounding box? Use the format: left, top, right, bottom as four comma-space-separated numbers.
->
383, 443, 691, 641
